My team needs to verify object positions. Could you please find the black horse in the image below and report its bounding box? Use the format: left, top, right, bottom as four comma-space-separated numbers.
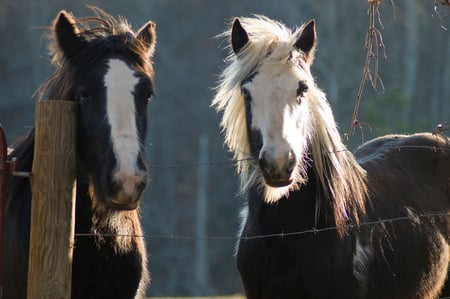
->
213, 16, 450, 298
3, 8, 156, 298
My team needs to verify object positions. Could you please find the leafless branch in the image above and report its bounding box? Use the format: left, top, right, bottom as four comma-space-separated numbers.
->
346, 0, 387, 139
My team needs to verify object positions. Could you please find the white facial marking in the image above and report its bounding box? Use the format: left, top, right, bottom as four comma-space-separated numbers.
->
245, 61, 311, 201
250, 62, 311, 151
104, 59, 140, 187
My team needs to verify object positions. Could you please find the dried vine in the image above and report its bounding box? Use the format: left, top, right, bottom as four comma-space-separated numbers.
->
346, 0, 449, 141
346, 0, 386, 139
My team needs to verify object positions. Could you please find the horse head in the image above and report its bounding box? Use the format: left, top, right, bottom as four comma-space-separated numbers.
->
51, 9, 156, 210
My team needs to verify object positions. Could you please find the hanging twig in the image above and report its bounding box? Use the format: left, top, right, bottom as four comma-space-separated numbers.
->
346, 0, 387, 140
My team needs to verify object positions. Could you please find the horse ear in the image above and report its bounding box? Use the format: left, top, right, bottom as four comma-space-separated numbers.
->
231, 18, 249, 55
137, 21, 157, 57
294, 19, 316, 64
54, 11, 85, 59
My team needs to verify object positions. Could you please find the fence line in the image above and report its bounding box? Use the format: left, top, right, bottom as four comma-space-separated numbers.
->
145, 144, 450, 169
4, 144, 449, 174
6, 142, 450, 241
74, 211, 450, 241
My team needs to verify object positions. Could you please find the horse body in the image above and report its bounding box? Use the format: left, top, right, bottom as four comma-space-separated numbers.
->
3, 8, 156, 298
238, 133, 450, 299
214, 16, 450, 299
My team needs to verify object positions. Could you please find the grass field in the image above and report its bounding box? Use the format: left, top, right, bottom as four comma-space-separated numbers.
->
151, 295, 244, 299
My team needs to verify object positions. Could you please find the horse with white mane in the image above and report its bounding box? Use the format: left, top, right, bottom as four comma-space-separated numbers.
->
213, 16, 450, 299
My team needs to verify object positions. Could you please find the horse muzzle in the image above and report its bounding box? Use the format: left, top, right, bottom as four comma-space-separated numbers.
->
259, 149, 296, 187
107, 170, 147, 210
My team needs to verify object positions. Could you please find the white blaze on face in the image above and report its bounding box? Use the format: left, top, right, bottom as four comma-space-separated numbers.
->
247, 66, 294, 154
247, 62, 311, 160
243, 61, 313, 202
104, 59, 140, 194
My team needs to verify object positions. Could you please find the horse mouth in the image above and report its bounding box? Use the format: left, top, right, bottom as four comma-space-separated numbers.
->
258, 150, 296, 188
108, 197, 139, 210
263, 176, 293, 188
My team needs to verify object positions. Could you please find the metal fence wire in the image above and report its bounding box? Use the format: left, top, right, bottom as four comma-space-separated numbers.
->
74, 211, 450, 241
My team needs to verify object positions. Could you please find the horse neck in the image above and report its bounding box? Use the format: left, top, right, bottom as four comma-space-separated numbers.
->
246, 164, 322, 233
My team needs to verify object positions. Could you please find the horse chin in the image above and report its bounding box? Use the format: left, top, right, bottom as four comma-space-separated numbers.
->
107, 197, 139, 211
264, 178, 293, 188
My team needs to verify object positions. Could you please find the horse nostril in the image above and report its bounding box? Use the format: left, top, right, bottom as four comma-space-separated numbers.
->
286, 150, 296, 174
136, 180, 147, 195
259, 151, 269, 172
107, 180, 122, 197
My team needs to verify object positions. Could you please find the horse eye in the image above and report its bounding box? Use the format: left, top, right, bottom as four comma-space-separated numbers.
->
297, 81, 308, 97
139, 81, 154, 103
296, 81, 308, 103
241, 86, 251, 100
78, 90, 89, 103
143, 88, 154, 102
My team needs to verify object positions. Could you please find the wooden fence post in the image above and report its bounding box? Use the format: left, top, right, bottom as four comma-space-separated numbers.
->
27, 100, 77, 299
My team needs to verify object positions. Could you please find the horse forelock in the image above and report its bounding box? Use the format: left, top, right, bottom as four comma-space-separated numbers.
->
39, 7, 154, 102
213, 16, 369, 234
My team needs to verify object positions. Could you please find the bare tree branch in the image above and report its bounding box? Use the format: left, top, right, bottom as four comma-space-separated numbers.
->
346, 0, 387, 139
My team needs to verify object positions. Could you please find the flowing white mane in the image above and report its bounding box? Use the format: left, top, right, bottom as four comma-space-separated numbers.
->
213, 16, 368, 231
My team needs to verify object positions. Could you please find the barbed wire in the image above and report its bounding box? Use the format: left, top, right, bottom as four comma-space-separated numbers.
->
146, 143, 450, 169
74, 211, 450, 241
148, 159, 239, 169
4, 143, 448, 177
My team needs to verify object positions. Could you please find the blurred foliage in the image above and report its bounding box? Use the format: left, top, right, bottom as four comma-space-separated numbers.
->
364, 87, 428, 135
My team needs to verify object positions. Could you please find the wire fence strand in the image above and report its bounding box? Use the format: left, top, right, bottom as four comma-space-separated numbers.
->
145, 143, 450, 169
74, 212, 450, 241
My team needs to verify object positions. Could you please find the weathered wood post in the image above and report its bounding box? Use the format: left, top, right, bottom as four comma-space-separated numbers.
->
27, 100, 77, 299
